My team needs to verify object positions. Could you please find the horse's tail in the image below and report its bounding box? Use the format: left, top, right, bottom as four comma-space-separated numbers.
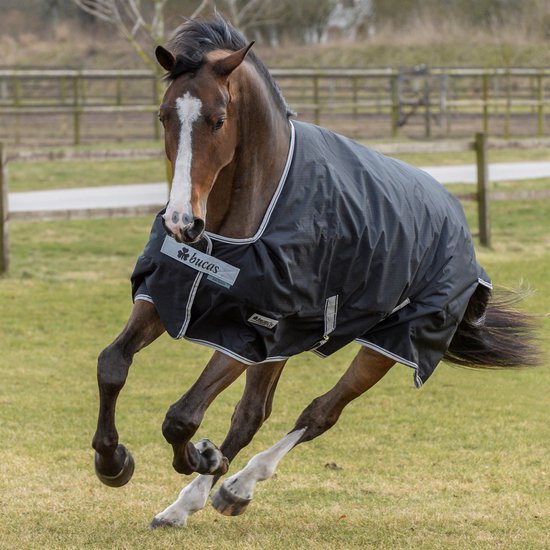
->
444, 284, 542, 369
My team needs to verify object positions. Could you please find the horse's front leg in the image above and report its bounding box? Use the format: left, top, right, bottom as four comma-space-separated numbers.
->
92, 300, 165, 487
150, 361, 286, 528
161, 351, 247, 476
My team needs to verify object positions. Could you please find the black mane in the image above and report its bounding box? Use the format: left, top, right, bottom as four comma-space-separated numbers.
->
166, 15, 293, 118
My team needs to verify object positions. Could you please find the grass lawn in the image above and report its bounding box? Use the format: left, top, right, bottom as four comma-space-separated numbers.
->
0, 168, 549, 548
9, 157, 166, 193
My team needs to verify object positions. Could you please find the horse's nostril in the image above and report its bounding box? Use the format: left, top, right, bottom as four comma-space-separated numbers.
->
161, 216, 184, 242
183, 218, 205, 243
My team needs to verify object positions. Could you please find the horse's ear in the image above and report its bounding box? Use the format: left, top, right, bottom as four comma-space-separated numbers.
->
156, 46, 176, 72
213, 42, 255, 77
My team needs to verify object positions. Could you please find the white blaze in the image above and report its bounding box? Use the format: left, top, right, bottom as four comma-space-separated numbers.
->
169, 92, 202, 220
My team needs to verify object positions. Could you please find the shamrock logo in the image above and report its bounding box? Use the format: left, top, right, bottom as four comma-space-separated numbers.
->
177, 247, 190, 261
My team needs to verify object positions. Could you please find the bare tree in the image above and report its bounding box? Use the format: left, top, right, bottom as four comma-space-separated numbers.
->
222, 0, 279, 32
71, 0, 209, 70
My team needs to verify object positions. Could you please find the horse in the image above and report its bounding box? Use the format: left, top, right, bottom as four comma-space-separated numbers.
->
91, 15, 540, 528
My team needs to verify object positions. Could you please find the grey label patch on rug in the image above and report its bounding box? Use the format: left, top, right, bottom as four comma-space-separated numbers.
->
248, 313, 279, 329
161, 236, 240, 287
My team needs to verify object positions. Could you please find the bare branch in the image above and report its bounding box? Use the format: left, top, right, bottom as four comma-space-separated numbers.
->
71, 0, 159, 70
125, 0, 147, 37
124, 0, 143, 22
225, 0, 239, 25
238, 0, 265, 21
191, 0, 210, 20
73, 0, 115, 23
150, 0, 169, 42
221, 0, 278, 32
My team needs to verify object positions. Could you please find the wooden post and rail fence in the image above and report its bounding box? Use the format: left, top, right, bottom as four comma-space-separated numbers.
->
1, 67, 550, 144
2, 133, 550, 274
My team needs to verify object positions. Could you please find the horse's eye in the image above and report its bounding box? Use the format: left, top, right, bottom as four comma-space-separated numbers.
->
213, 117, 225, 131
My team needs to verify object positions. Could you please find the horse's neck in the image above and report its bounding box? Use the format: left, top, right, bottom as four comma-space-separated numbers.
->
205, 73, 291, 238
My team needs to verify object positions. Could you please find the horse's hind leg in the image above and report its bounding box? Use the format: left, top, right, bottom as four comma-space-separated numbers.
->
150, 361, 286, 528
211, 347, 395, 516
92, 300, 165, 487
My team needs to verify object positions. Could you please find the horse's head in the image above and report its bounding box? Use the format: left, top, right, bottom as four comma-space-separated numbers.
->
155, 42, 254, 243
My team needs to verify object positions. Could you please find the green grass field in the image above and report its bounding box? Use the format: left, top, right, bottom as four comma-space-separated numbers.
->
9, 157, 166, 193
0, 164, 549, 548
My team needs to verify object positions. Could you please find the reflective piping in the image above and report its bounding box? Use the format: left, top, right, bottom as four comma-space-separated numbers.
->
356, 338, 424, 388
134, 293, 153, 304
206, 121, 296, 245
478, 278, 493, 289
184, 336, 289, 365
176, 235, 213, 339
390, 297, 410, 315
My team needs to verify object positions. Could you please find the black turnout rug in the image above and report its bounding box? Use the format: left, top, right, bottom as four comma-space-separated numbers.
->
131, 120, 491, 387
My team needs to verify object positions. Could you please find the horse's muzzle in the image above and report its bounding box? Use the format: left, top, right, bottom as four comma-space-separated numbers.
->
162, 216, 205, 243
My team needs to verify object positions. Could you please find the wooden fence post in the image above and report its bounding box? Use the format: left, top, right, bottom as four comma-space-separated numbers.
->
313, 75, 320, 126
352, 76, 359, 138
537, 74, 545, 137
73, 75, 81, 145
482, 73, 490, 134
504, 70, 511, 140
390, 72, 399, 138
475, 132, 491, 247
0, 143, 9, 274
14, 74, 21, 145
423, 75, 431, 139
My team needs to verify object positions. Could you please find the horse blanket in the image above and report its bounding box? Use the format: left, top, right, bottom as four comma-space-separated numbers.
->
131, 120, 491, 387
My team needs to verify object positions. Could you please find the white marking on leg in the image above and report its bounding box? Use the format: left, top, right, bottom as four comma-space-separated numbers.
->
152, 474, 214, 527
218, 428, 306, 502
164, 92, 202, 233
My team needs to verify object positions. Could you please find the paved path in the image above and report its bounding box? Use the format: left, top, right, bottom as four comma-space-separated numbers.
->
8, 161, 550, 214
9, 182, 168, 213
420, 161, 550, 184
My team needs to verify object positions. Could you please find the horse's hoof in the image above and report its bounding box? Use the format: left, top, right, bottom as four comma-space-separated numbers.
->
94, 444, 135, 487
148, 516, 183, 529
211, 483, 252, 516
195, 439, 229, 475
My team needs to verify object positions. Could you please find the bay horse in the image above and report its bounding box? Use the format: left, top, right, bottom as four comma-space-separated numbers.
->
92, 16, 539, 528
